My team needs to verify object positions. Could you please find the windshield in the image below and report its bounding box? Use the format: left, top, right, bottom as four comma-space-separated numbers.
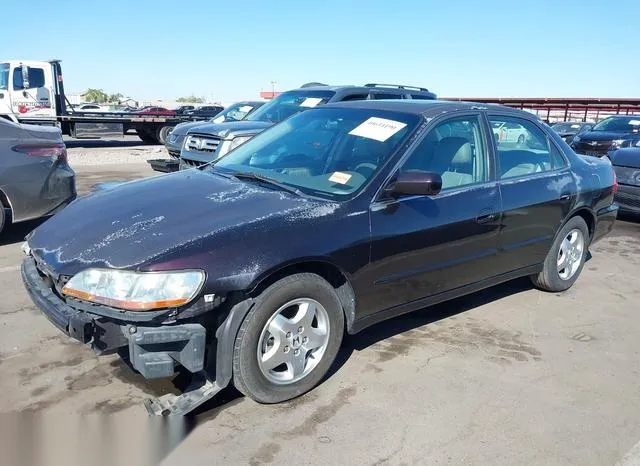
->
211, 107, 419, 200
592, 117, 640, 133
552, 123, 583, 132
0, 64, 9, 90
210, 102, 262, 123
246, 90, 336, 124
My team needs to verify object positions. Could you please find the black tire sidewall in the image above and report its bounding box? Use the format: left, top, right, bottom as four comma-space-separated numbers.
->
233, 273, 344, 404
157, 125, 174, 145
544, 216, 590, 291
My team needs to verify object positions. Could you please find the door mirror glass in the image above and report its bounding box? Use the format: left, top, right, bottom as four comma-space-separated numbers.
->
391, 170, 442, 197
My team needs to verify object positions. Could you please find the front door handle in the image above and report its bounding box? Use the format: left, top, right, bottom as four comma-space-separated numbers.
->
559, 192, 572, 200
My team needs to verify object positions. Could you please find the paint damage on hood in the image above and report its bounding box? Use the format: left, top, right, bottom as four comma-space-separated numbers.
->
27, 169, 340, 276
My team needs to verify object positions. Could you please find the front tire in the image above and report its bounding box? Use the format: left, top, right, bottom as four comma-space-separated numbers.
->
232, 273, 344, 404
531, 216, 589, 292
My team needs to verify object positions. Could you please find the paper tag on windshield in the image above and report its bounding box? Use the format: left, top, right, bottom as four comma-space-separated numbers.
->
212, 115, 225, 124
239, 105, 253, 112
300, 97, 323, 108
349, 117, 407, 142
329, 171, 352, 185
629, 120, 640, 125
571, 124, 580, 129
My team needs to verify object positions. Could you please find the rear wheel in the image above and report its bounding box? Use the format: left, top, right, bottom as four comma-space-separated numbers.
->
232, 273, 344, 404
156, 125, 174, 145
531, 216, 589, 292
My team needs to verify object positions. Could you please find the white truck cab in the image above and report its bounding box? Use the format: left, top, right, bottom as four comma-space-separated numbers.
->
0, 60, 57, 122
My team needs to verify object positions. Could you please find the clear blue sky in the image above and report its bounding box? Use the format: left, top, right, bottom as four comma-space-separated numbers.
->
1, 0, 638, 101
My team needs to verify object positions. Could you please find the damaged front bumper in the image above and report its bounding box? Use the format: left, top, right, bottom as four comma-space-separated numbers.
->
21, 257, 206, 379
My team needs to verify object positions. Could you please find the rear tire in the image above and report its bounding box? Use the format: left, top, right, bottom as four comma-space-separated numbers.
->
531, 216, 589, 292
156, 125, 174, 145
232, 273, 344, 404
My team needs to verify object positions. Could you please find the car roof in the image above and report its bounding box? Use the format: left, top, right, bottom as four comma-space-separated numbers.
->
323, 99, 532, 118
290, 85, 436, 96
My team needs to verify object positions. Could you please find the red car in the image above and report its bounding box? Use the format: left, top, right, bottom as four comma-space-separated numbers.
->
133, 106, 176, 116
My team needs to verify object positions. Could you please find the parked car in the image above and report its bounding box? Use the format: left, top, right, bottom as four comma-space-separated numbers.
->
73, 103, 109, 112
134, 106, 176, 116
605, 146, 640, 215
491, 120, 528, 144
571, 116, 640, 157
0, 118, 75, 234
179, 83, 438, 170
174, 105, 195, 114
551, 122, 593, 144
21, 101, 617, 415
164, 101, 265, 159
185, 105, 225, 119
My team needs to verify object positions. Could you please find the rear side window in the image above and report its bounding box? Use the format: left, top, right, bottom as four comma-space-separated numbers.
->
339, 93, 370, 102
409, 94, 434, 100
489, 115, 561, 179
372, 92, 404, 100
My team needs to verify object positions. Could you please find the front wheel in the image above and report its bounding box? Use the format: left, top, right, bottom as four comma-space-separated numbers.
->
232, 273, 344, 404
531, 216, 589, 292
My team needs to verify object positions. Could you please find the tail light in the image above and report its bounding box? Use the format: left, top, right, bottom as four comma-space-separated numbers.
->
12, 143, 67, 162
612, 170, 618, 194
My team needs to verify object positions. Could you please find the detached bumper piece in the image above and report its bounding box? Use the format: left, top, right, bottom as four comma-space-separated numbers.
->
144, 372, 223, 416
148, 158, 179, 173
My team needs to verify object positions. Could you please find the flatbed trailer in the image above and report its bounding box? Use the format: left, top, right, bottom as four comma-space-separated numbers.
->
0, 59, 209, 144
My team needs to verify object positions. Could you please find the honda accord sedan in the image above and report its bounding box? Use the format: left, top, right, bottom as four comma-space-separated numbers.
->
21, 101, 618, 415
0, 118, 76, 234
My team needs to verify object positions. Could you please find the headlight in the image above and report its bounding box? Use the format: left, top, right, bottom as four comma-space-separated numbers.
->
611, 139, 627, 149
168, 132, 179, 143
572, 135, 581, 144
228, 136, 252, 152
62, 269, 205, 311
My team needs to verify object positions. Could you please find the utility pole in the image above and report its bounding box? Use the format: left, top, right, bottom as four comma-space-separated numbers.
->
270, 80, 277, 99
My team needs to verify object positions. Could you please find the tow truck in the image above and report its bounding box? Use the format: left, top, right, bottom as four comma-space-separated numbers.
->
0, 59, 210, 144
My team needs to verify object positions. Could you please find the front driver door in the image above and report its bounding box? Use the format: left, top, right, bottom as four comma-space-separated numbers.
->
359, 113, 502, 318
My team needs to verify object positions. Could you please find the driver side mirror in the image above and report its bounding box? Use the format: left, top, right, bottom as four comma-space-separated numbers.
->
390, 170, 442, 197
20, 64, 29, 90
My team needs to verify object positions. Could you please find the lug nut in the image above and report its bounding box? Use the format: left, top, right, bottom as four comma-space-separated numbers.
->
294, 349, 300, 356
298, 326, 304, 333
284, 346, 290, 353
286, 332, 292, 338
303, 336, 308, 343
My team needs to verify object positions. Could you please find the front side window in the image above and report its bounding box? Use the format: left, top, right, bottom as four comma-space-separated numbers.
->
399, 115, 487, 190
212, 108, 419, 200
246, 90, 336, 124
211, 103, 261, 123
489, 115, 563, 179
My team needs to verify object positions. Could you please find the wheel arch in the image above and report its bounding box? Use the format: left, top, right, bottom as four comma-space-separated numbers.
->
248, 258, 357, 333
564, 206, 596, 241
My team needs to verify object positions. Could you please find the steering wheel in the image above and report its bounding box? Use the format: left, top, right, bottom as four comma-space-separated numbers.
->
354, 162, 377, 178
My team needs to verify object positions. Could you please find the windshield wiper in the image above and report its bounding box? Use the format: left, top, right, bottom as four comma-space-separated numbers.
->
231, 171, 304, 197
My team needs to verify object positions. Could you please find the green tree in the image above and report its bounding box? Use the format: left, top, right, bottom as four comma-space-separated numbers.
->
107, 93, 124, 103
82, 88, 109, 103
176, 95, 205, 103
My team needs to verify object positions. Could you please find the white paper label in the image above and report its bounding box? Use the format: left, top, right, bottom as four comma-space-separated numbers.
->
299, 97, 323, 108
328, 172, 352, 185
212, 115, 225, 124
239, 105, 253, 113
629, 120, 640, 125
571, 124, 580, 129
349, 117, 407, 142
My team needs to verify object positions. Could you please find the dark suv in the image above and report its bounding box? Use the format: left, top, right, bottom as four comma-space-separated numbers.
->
179, 83, 437, 169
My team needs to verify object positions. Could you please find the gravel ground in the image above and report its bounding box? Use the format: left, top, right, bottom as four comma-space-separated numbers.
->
64, 136, 170, 166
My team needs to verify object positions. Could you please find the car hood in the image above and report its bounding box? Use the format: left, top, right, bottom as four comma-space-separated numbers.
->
172, 120, 211, 135
27, 169, 336, 275
578, 131, 636, 142
186, 120, 273, 139
609, 148, 640, 168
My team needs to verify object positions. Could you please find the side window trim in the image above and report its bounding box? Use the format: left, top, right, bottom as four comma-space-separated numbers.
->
371, 111, 492, 204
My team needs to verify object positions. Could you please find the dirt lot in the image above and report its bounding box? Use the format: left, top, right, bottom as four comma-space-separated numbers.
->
1, 140, 639, 465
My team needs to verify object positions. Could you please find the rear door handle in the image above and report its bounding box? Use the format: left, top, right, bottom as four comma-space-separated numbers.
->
560, 192, 572, 200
